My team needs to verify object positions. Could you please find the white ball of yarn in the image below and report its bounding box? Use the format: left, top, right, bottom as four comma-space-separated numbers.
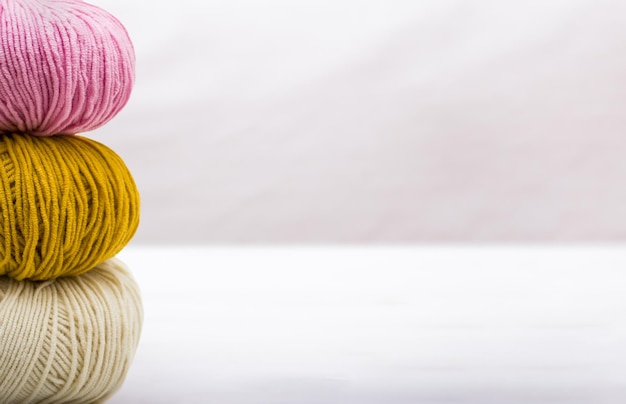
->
0, 258, 143, 403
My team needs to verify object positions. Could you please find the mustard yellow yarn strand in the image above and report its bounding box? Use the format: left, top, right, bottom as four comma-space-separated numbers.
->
0, 133, 140, 281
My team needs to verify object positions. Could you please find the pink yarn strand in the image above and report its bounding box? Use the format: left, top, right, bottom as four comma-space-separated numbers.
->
0, 0, 134, 136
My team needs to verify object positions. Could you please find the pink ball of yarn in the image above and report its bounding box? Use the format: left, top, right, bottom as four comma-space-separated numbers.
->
0, 0, 135, 136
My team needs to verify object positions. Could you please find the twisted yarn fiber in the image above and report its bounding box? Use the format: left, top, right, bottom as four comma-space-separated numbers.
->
0, 258, 143, 404
0, 0, 135, 136
0, 133, 140, 281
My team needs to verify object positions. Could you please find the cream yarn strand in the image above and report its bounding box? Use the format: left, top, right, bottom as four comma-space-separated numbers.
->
0, 258, 143, 403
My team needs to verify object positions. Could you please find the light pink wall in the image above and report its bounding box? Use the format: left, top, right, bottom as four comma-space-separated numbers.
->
92, 0, 626, 243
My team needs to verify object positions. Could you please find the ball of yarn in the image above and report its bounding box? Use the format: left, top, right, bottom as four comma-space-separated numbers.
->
0, 133, 140, 281
0, 0, 135, 136
0, 258, 142, 403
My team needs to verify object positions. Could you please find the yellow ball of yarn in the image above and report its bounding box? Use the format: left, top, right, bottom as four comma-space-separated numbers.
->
0, 258, 143, 403
0, 133, 140, 280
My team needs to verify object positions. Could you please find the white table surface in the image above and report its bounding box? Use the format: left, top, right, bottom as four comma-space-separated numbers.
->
110, 245, 626, 403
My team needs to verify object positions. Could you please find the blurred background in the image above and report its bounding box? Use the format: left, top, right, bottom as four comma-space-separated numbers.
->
90, 0, 626, 243
87, 2, 626, 402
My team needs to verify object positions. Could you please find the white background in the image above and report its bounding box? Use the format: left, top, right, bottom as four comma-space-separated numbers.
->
76, 1, 626, 402
88, 0, 626, 244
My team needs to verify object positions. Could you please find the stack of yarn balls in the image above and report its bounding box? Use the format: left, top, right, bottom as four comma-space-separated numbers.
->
0, 0, 142, 402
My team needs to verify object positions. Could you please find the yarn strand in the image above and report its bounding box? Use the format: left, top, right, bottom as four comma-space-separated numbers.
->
0, 0, 135, 135
0, 133, 140, 280
0, 258, 143, 403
